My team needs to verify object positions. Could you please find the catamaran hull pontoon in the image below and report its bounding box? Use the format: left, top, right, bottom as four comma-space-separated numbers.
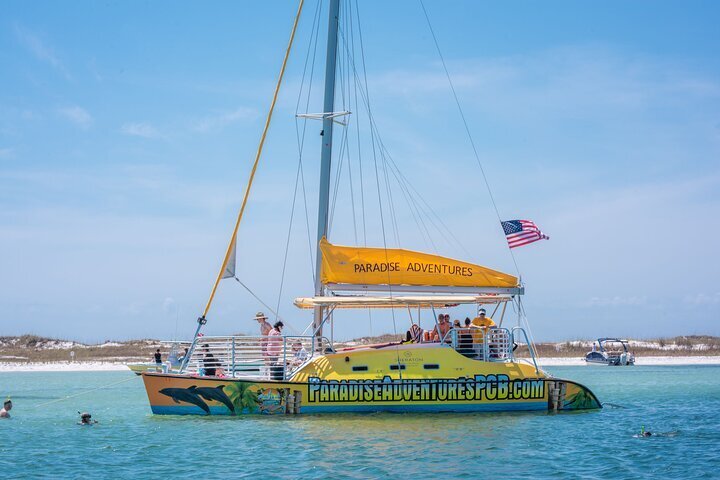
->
143, 343, 600, 415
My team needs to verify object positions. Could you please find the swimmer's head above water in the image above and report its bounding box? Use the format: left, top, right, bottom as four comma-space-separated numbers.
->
78, 412, 97, 425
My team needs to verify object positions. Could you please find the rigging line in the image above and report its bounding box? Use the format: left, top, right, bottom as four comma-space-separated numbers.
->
286, 1, 320, 307
371, 134, 404, 381
380, 147, 460, 254
379, 152, 437, 251
358, 77, 469, 256
294, 1, 323, 285
34, 376, 138, 408
275, 152, 304, 322
418, 0, 521, 278
343, 0, 383, 347
328, 35, 353, 232
517, 296, 539, 361
364, 78, 404, 380
327, 120, 349, 233
234, 277, 293, 331
337, 23, 471, 258
348, 0, 367, 246
294, 0, 322, 115
378, 130, 402, 246
299, 160, 316, 284
345, 108, 359, 244
351, 0, 383, 244
334, 12, 476, 261
387, 161, 436, 251
202, 0, 306, 319
340, 9, 359, 245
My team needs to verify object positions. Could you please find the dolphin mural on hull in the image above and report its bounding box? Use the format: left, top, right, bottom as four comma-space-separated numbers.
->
159, 387, 210, 414
193, 386, 235, 414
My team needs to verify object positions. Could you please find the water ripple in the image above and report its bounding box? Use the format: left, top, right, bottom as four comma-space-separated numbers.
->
1, 366, 719, 479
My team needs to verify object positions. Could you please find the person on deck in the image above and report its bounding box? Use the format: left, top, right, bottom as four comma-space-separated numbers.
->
432, 314, 451, 342
291, 341, 309, 365
458, 318, 474, 357
405, 324, 424, 343
267, 321, 284, 380
177, 347, 189, 364
153, 349, 162, 365
256, 312, 273, 367
202, 344, 220, 376
0, 399, 11, 418
471, 308, 496, 342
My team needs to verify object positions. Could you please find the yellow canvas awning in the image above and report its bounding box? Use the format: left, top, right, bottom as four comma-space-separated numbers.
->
319, 238, 518, 289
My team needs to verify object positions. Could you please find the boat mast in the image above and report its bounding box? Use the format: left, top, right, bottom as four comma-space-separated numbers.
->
313, 0, 341, 340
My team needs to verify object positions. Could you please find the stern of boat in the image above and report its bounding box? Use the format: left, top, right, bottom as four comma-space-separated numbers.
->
547, 379, 601, 411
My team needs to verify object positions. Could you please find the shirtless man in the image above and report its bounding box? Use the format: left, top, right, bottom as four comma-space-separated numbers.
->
255, 312, 273, 368
432, 314, 451, 341
1, 399, 12, 418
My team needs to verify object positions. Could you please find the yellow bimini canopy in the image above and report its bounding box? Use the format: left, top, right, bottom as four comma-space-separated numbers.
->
319, 238, 519, 292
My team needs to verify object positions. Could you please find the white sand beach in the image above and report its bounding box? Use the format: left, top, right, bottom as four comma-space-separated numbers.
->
0, 362, 131, 372
532, 356, 720, 366
1, 356, 720, 372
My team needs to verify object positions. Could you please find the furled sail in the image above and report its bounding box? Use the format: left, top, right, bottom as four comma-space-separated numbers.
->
319, 238, 518, 289
221, 238, 237, 279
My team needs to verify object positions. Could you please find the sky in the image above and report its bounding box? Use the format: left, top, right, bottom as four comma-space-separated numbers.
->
1, 0, 719, 343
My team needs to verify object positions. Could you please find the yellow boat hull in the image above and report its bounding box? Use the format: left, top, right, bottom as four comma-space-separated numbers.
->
142, 345, 600, 415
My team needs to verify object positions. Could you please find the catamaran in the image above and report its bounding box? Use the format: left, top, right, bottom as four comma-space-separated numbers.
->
142, 0, 601, 415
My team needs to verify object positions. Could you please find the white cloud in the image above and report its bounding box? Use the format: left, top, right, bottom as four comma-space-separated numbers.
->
121, 122, 163, 139
191, 107, 257, 132
372, 46, 720, 109
13, 23, 70, 79
58, 106, 93, 129
585, 296, 648, 307
684, 293, 720, 306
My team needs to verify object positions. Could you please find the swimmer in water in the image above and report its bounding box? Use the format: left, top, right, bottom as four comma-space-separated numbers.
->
634, 425, 678, 438
78, 412, 98, 425
0, 399, 11, 418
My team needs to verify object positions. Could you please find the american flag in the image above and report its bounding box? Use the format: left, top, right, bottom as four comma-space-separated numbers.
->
501, 220, 549, 249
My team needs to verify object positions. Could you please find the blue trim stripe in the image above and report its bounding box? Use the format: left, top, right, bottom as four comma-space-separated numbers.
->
301, 401, 546, 414
150, 401, 546, 416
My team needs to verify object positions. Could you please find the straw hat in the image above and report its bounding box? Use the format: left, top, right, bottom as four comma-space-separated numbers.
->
255, 312, 268, 320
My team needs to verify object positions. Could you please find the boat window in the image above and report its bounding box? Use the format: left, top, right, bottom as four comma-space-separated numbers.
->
390, 364, 406, 371
351, 365, 368, 372
423, 364, 440, 370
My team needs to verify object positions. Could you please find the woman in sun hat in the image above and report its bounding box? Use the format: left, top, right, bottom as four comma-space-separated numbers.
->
255, 312, 273, 369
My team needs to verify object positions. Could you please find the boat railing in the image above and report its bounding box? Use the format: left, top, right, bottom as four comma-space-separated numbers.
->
440, 327, 513, 362
511, 326, 540, 375
182, 335, 331, 380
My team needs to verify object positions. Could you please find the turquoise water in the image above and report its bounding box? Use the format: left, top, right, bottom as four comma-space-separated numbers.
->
1, 366, 719, 479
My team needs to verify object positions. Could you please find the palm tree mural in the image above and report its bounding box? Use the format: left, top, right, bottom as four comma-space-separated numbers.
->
223, 382, 260, 413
